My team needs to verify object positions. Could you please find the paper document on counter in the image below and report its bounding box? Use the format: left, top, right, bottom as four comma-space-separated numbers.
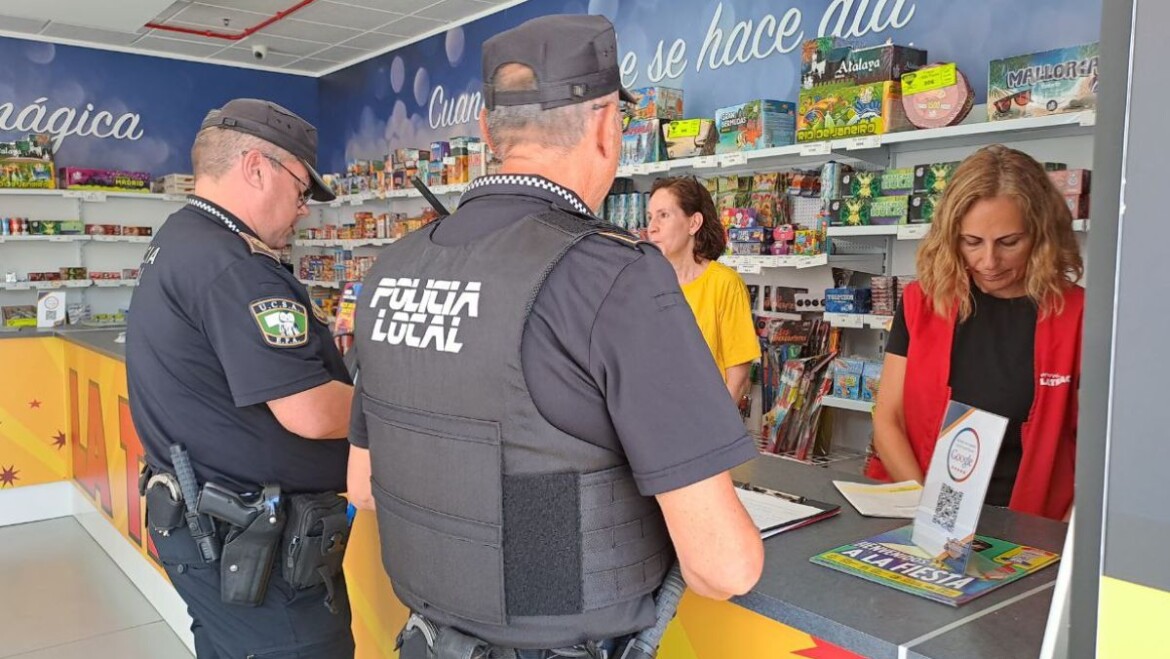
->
735, 487, 839, 539
833, 480, 923, 518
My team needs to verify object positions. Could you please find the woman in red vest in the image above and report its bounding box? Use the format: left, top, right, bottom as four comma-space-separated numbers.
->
867, 145, 1084, 520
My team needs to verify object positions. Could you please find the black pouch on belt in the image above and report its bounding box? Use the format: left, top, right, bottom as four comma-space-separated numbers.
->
220, 506, 286, 606
144, 475, 185, 535
282, 492, 350, 611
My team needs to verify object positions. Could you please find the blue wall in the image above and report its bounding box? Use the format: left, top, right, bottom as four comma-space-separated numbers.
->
0, 36, 317, 175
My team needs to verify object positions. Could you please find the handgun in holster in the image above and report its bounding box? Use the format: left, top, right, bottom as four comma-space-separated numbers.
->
197, 481, 285, 607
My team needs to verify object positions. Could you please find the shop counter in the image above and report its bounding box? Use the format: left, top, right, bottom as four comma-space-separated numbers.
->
0, 331, 1064, 658
730, 457, 1066, 659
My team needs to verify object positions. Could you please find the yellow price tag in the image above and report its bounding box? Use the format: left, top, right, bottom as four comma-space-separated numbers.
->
902, 64, 958, 96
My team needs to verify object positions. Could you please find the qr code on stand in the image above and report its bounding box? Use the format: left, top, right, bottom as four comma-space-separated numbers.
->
932, 483, 963, 532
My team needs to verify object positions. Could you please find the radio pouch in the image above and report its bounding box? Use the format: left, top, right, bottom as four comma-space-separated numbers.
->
282, 492, 350, 611
220, 507, 286, 606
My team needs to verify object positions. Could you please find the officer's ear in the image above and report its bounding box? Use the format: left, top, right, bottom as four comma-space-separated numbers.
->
595, 99, 621, 162
241, 149, 267, 192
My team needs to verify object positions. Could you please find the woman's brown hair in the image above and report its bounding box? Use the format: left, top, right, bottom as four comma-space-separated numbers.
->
650, 177, 726, 262
916, 145, 1084, 319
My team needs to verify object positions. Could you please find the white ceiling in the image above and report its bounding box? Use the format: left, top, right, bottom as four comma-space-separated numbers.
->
0, 0, 520, 76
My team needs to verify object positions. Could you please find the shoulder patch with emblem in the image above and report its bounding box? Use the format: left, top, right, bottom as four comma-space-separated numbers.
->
239, 232, 281, 262
250, 298, 309, 347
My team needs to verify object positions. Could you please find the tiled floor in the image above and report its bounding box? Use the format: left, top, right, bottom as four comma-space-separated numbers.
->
0, 517, 192, 659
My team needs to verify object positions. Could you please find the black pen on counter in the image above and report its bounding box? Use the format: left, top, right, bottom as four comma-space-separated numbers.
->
733, 480, 806, 504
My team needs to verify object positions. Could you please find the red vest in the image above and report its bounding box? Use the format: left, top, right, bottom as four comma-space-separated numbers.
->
865, 282, 1084, 520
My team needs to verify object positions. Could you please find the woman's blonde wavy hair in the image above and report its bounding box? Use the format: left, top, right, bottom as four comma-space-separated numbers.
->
916, 144, 1084, 320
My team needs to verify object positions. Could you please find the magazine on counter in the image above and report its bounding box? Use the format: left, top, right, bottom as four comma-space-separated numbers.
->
810, 524, 1059, 606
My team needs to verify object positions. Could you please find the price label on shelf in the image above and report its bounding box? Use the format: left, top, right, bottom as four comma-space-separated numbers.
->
897, 224, 931, 241
827, 313, 865, 329
796, 253, 830, 269
645, 161, 672, 174
83, 191, 107, 203
736, 259, 762, 275
329, 199, 344, 208
719, 153, 748, 167
798, 141, 832, 157
693, 155, 721, 169
842, 136, 883, 151
348, 197, 364, 206
48, 236, 72, 242
163, 194, 189, 203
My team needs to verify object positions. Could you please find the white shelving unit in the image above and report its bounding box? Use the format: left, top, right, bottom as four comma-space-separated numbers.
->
829, 218, 1090, 240
821, 396, 875, 414
0, 189, 180, 314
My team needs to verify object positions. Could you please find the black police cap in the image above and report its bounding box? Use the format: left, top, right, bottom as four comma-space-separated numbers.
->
481, 14, 636, 111
200, 98, 336, 203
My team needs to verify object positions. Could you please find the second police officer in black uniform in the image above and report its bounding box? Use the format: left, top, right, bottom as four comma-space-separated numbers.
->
346, 15, 765, 659
128, 99, 357, 658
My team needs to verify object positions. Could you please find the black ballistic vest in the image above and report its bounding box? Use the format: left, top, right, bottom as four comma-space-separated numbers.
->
355, 210, 672, 649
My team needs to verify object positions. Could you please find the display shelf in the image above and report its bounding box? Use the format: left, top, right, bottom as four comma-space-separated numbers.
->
294, 238, 397, 248
315, 183, 469, 208
720, 253, 885, 275
821, 396, 875, 414
824, 312, 894, 331
616, 111, 1097, 179
0, 235, 91, 243
0, 188, 185, 202
298, 279, 341, 289
90, 235, 153, 244
92, 280, 139, 288
827, 225, 899, 238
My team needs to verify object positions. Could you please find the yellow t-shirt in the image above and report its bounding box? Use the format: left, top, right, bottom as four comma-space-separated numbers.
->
680, 261, 762, 379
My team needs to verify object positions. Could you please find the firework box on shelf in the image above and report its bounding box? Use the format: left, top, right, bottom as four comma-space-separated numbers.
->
829, 43, 928, 86
620, 119, 664, 166
630, 86, 685, 121
829, 196, 909, 226
60, 167, 151, 192
663, 119, 717, 159
988, 43, 1099, 121
797, 81, 911, 143
913, 162, 961, 195
909, 194, 942, 224
715, 100, 796, 154
0, 157, 55, 189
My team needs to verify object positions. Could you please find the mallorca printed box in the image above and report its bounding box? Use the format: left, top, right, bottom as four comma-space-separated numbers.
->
630, 87, 684, 121
797, 81, 910, 143
714, 100, 796, 154
988, 43, 1099, 121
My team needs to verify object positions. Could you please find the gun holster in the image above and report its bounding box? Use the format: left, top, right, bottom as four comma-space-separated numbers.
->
219, 502, 286, 607
282, 492, 350, 613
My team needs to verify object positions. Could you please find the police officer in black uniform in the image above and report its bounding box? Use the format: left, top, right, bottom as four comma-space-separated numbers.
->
128, 99, 355, 658
346, 15, 764, 659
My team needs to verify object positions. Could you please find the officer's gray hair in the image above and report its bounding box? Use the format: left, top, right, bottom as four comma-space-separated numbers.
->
484, 64, 593, 159
191, 126, 296, 180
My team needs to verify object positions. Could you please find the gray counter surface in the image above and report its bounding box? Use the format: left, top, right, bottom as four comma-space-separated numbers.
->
0, 327, 126, 360
731, 457, 1065, 659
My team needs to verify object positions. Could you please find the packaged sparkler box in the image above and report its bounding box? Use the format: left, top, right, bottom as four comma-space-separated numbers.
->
620, 119, 664, 166
913, 161, 960, 195
662, 119, 717, 159
828, 43, 928, 87
908, 193, 941, 224
829, 196, 909, 226
0, 157, 55, 189
59, 168, 151, 192
988, 43, 1099, 121
796, 81, 910, 143
630, 87, 685, 121
714, 100, 796, 154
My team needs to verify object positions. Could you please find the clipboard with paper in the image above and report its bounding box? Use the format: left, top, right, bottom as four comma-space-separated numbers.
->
734, 481, 840, 539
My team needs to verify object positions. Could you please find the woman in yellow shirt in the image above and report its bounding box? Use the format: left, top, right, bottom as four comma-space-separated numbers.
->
647, 177, 761, 401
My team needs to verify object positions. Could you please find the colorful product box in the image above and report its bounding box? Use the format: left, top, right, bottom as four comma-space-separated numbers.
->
829, 43, 928, 86
662, 119, 717, 159
797, 81, 910, 143
59, 168, 151, 192
829, 196, 909, 226
838, 170, 883, 199
729, 241, 767, 256
0, 157, 55, 189
833, 358, 866, 400
728, 227, 766, 242
825, 288, 873, 314
630, 87, 684, 121
801, 37, 846, 88
909, 193, 942, 224
122, 226, 153, 237
1047, 169, 1091, 196
880, 168, 915, 196
913, 161, 960, 194
620, 119, 664, 166
721, 208, 759, 229
429, 141, 451, 162
60, 267, 88, 281
793, 230, 821, 256
1065, 194, 1090, 219
862, 362, 883, 402
715, 100, 796, 153
85, 224, 122, 235
988, 43, 1099, 121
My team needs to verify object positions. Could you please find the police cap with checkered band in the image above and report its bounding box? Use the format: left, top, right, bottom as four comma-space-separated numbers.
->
200, 98, 336, 202
482, 14, 635, 110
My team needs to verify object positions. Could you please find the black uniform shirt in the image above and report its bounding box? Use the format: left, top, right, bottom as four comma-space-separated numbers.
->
886, 286, 1037, 506
127, 196, 350, 493
350, 176, 758, 496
